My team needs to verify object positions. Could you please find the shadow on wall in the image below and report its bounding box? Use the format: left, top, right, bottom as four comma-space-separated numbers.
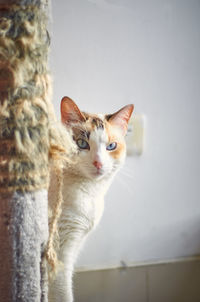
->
75, 205, 200, 270
135, 215, 200, 261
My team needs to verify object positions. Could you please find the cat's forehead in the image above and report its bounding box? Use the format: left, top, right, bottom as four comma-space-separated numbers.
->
83, 112, 105, 131
74, 112, 122, 143
80, 113, 107, 143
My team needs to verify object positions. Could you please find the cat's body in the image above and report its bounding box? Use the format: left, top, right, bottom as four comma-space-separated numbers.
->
48, 166, 111, 302
48, 97, 133, 302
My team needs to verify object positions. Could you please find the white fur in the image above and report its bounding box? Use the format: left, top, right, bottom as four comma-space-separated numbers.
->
48, 127, 126, 302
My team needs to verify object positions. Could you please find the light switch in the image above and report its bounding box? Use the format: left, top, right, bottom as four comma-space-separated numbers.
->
126, 114, 145, 156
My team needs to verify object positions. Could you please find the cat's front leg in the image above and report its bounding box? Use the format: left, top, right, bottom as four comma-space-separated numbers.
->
49, 229, 88, 302
49, 266, 73, 302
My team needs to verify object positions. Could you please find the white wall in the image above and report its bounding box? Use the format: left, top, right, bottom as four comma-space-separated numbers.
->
50, 0, 200, 270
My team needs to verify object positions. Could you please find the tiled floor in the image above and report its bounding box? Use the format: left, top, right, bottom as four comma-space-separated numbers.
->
74, 259, 200, 302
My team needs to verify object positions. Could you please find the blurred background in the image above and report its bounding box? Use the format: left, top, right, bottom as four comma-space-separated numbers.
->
50, 1, 200, 301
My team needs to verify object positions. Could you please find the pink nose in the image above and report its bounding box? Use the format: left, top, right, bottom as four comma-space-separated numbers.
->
93, 161, 102, 170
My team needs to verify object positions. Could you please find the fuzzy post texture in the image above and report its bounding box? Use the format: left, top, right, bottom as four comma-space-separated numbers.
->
0, 0, 74, 300
0, 2, 73, 193
0, 190, 49, 302
11, 190, 49, 302
0, 3, 49, 191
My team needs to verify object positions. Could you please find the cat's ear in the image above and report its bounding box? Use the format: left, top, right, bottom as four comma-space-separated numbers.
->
61, 96, 86, 125
106, 104, 134, 135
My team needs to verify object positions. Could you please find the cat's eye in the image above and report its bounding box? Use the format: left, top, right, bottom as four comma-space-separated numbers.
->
106, 142, 117, 151
77, 138, 90, 150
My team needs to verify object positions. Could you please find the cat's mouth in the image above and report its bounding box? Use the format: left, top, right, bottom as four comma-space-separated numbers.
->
79, 164, 111, 180
91, 168, 108, 179
92, 169, 103, 176
96, 169, 104, 175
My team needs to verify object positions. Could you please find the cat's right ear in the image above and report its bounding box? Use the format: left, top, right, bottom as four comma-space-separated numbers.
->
61, 96, 86, 125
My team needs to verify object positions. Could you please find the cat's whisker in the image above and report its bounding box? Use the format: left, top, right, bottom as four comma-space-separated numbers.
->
121, 164, 134, 175
122, 165, 134, 173
119, 169, 134, 180
115, 174, 134, 197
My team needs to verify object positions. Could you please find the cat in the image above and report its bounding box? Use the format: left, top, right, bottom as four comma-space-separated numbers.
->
48, 96, 134, 302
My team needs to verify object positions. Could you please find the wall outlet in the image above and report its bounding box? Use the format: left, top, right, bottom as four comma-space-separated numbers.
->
126, 114, 145, 156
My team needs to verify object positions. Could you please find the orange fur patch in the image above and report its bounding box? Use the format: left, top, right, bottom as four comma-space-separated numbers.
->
105, 121, 126, 159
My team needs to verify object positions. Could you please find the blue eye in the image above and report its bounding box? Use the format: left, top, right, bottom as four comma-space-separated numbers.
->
77, 138, 90, 150
106, 142, 117, 151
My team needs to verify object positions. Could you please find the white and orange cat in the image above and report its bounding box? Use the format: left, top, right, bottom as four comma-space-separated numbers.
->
48, 97, 133, 302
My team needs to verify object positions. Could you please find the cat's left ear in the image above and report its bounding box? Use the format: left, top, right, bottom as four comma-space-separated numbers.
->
61, 96, 86, 125
106, 104, 134, 135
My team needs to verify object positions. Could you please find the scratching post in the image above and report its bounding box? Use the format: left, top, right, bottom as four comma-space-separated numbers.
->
0, 0, 70, 300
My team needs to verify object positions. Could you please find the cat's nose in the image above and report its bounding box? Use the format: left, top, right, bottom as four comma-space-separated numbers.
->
93, 161, 102, 170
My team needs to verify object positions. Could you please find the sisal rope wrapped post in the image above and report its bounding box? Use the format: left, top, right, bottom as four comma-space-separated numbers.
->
0, 0, 71, 300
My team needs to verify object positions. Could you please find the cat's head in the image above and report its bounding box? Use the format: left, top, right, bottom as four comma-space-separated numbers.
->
61, 97, 134, 180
